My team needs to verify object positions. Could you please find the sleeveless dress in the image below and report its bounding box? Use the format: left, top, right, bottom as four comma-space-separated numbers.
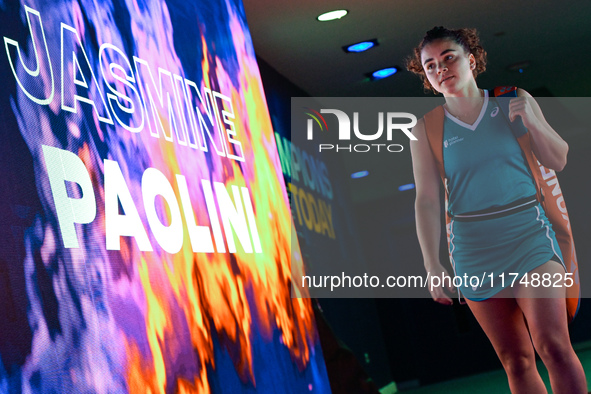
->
442, 90, 565, 300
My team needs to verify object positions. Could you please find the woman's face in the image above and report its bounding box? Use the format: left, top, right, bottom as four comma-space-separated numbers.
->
420, 39, 475, 95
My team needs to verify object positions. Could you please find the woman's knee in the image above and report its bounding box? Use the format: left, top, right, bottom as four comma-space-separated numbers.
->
498, 350, 536, 377
534, 336, 573, 366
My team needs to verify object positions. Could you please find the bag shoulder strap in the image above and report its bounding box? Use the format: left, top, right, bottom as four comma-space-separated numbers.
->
423, 106, 445, 182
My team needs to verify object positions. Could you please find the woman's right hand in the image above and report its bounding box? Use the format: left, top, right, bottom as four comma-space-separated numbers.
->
425, 261, 456, 305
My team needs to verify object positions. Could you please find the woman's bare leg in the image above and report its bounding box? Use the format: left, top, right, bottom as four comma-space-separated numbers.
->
514, 261, 587, 394
466, 289, 547, 394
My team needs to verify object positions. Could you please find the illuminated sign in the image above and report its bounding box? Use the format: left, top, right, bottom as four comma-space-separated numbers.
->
0, 1, 328, 392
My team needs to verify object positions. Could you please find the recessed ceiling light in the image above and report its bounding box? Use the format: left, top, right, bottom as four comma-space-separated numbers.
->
398, 183, 415, 191
368, 67, 398, 80
343, 39, 378, 53
351, 171, 369, 179
317, 10, 348, 21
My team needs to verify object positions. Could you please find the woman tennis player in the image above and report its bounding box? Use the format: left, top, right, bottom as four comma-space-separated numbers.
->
407, 26, 587, 393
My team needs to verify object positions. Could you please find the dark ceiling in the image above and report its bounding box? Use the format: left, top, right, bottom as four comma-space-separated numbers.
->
243, 0, 591, 98
242, 0, 591, 203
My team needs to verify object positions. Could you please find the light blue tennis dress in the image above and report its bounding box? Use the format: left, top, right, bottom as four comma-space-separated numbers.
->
443, 90, 564, 300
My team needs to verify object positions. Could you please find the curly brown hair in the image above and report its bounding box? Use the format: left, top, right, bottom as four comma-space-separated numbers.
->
406, 26, 487, 93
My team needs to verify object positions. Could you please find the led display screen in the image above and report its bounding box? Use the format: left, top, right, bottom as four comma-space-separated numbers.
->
0, 1, 328, 392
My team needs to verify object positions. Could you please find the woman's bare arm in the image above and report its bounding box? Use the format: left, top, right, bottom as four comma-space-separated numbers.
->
410, 118, 454, 304
510, 89, 569, 171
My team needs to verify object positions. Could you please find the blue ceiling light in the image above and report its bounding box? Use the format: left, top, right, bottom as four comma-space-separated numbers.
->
351, 171, 369, 179
369, 67, 398, 80
343, 39, 378, 53
398, 183, 415, 191
317, 10, 348, 21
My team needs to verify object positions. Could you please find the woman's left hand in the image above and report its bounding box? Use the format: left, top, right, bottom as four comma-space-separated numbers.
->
507, 89, 568, 172
508, 96, 541, 130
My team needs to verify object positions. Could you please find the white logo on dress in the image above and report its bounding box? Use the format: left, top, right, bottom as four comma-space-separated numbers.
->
491, 107, 499, 117
443, 136, 464, 148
